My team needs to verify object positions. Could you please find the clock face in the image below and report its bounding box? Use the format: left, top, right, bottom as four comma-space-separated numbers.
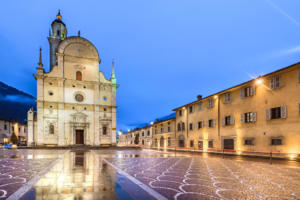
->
75, 94, 84, 102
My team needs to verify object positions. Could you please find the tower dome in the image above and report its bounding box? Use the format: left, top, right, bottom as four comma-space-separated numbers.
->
48, 10, 68, 71
50, 10, 67, 40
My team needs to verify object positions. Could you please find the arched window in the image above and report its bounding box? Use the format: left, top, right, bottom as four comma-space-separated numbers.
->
76, 71, 82, 81
49, 124, 54, 134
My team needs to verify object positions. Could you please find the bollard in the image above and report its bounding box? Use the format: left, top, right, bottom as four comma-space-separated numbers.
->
269, 152, 272, 165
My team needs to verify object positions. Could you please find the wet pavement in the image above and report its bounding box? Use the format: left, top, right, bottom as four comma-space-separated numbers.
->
0, 148, 299, 200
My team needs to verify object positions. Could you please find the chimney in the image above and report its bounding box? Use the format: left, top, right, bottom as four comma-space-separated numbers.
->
197, 95, 202, 100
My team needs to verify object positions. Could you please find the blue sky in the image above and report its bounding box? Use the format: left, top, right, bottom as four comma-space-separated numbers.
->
0, 0, 300, 131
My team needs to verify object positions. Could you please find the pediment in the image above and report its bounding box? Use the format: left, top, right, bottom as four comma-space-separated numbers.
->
71, 112, 88, 123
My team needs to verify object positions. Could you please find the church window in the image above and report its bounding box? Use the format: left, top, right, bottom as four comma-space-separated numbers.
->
75, 94, 84, 102
103, 126, 107, 135
103, 96, 107, 101
76, 71, 82, 81
49, 124, 54, 134
48, 91, 53, 96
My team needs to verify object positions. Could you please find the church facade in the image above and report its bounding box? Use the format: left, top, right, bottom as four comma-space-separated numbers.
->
27, 12, 118, 146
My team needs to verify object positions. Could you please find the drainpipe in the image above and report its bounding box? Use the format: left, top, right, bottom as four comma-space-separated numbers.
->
217, 96, 223, 152
186, 107, 188, 147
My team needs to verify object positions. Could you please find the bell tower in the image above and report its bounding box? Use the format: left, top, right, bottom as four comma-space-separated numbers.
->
48, 10, 67, 71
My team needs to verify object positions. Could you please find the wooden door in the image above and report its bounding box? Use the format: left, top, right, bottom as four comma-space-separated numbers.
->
76, 130, 84, 144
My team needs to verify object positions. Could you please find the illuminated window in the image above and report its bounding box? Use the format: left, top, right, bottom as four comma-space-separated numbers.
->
76, 71, 82, 81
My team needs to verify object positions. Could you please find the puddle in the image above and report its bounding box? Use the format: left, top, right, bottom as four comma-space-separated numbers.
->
20, 150, 155, 200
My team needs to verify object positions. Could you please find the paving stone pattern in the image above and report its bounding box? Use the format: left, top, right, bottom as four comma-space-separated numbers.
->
105, 157, 300, 200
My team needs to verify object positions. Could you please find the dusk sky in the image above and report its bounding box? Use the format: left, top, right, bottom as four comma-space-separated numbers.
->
0, 0, 300, 131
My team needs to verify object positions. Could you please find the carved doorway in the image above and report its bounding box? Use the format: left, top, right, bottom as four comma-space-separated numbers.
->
76, 130, 84, 144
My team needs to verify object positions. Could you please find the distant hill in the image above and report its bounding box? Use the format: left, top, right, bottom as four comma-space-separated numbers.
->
0, 81, 35, 124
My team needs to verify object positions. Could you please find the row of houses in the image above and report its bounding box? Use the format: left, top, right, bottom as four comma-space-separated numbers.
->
118, 62, 300, 158
0, 119, 27, 145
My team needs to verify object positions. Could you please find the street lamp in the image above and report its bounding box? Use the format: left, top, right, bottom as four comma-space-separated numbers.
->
255, 79, 263, 85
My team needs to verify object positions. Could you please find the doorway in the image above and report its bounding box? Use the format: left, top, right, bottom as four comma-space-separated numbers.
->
76, 130, 84, 144
223, 139, 234, 150
178, 134, 185, 147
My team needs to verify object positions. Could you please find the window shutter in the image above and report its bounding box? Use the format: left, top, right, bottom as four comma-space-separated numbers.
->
240, 88, 245, 98
206, 120, 209, 128
271, 78, 274, 89
252, 112, 257, 122
230, 115, 235, 125
213, 119, 216, 127
266, 109, 271, 120
250, 86, 255, 96
281, 105, 287, 118
201, 120, 204, 128
222, 117, 225, 126
241, 113, 245, 123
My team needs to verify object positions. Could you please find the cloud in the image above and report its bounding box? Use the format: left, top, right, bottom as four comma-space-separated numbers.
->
274, 45, 300, 57
0, 94, 34, 103
265, 0, 300, 27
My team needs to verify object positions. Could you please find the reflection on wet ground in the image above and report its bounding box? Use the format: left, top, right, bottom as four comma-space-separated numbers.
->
0, 148, 299, 200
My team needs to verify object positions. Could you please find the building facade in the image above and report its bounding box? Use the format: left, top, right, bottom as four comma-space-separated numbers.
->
0, 119, 27, 144
119, 124, 153, 147
152, 114, 176, 149
174, 63, 300, 155
119, 63, 300, 157
27, 12, 118, 147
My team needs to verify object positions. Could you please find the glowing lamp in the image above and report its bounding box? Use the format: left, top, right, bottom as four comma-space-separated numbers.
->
256, 79, 262, 85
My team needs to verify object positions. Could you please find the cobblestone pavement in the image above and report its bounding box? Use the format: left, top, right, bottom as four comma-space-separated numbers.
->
104, 155, 300, 200
0, 149, 65, 199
